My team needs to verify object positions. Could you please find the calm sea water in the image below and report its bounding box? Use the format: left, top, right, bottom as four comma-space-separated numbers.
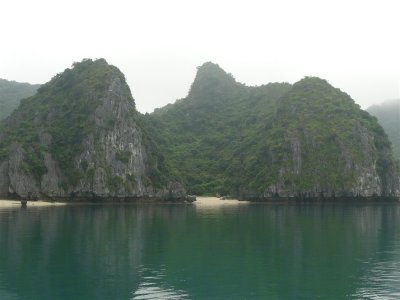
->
1, 202, 400, 299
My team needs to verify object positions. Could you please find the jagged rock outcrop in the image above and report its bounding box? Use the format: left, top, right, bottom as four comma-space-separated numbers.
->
0, 59, 190, 201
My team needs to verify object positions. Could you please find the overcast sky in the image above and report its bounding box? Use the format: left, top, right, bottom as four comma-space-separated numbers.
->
1, 0, 399, 113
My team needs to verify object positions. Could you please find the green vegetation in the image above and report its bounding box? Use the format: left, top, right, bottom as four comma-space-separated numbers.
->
23, 145, 47, 182
0, 59, 396, 198
0, 79, 40, 120
0, 58, 173, 195
367, 99, 400, 160
0, 59, 126, 185
107, 175, 124, 192
263, 77, 395, 193
115, 150, 131, 163
138, 114, 179, 188
143, 62, 292, 195
144, 63, 397, 196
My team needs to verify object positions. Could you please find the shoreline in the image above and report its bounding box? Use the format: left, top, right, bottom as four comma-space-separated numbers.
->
0, 199, 66, 208
2, 196, 396, 209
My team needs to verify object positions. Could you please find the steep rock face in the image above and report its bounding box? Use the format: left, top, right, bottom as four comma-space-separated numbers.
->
242, 78, 400, 200
0, 59, 186, 201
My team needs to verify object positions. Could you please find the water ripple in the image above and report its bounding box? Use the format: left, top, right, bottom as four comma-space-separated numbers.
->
132, 268, 189, 300
353, 249, 400, 299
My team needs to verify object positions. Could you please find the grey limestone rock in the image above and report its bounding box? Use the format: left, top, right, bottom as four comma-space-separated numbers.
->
0, 59, 186, 201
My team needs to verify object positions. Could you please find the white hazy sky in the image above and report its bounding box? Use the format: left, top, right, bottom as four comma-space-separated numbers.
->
1, 0, 399, 113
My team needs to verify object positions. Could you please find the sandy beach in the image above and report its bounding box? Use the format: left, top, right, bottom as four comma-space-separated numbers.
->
0, 197, 246, 208
0, 199, 66, 208
194, 196, 249, 207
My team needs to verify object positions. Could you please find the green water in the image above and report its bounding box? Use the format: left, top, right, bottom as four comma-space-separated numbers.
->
1, 202, 400, 299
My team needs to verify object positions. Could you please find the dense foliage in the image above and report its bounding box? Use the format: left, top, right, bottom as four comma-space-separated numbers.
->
0, 59, 127, 186
368, 99, 400, 160
144, 63, 397, 196
0, 59, 177, 194
142, 62, 292, 195
0, 79, 40, 120
1, 59, 396, 198
264, 77, 395, 193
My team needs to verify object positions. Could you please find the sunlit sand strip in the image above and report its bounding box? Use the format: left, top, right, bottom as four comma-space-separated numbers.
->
0, 199, 66, 208
194, 196, 249, 207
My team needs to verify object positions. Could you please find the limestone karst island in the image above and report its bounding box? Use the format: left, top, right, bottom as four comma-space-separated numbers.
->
0, 59, 399, 202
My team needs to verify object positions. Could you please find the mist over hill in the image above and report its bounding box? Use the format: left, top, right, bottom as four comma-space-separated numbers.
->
367, 99, 400, 160
0, 79, 40, 120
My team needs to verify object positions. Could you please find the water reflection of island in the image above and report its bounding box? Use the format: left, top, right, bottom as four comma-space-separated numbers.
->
0, 203, 400, 299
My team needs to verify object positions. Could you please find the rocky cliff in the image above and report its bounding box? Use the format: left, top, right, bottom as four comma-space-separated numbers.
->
1, 60, 398, 201
145, 63, 400, 200
245, 77, 400, 200
0, 59, 188, 201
